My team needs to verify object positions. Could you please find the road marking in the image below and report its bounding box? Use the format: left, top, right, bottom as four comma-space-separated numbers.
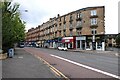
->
50, 54, 120, 79
24, 49, 69, 80
35, 55, 69, 80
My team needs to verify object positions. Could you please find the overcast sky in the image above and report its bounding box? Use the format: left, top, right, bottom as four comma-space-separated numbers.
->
13, 0, 119, 34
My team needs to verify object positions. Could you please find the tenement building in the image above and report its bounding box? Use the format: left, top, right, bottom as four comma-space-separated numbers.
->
26, 6, 105, 50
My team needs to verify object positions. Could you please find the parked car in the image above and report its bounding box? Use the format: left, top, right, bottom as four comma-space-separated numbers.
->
19, 42, 25, 48
58, 46, 68, 51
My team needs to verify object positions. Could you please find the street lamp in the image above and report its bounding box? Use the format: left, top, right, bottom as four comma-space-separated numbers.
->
92, 28, 96, 50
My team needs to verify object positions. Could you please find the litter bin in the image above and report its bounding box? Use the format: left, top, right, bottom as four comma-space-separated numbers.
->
0, 49, 2, 54
8, 48, 14, 58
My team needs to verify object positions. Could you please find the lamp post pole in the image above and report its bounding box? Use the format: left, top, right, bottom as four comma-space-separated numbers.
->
92, 28, 96, 50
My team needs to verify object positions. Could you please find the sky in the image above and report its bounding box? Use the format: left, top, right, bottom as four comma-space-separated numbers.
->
12, 0, 119, 34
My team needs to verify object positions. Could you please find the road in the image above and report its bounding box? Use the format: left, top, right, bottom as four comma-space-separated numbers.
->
24, 47, 119, 79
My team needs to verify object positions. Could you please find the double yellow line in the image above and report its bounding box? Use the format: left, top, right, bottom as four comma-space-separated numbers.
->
35, 55, 70, 80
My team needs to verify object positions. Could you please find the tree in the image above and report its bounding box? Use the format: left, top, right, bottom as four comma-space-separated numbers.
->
116, 33, 120, 47
2, 1, 26, 52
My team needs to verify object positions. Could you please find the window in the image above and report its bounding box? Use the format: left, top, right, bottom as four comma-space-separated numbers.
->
55, 24, 57, 30
48, 29, 49, 33
55, 32, 57, 37
59, 17, 61, 21
52, 26, 54, 32
91, 18, 97, 25
70, 30, 73, 36
63, 30, 66, 36
77, 21, 82, 26
70, 14, 72, 20
91, 29, 97, 35
64, 16, 66, 21
69, 14, 73, 23
59, 23, 61, 29
76, 31, 81, 36
59, 31, 61, 36
64, 24, 66, 29
77, 13, 82, 18
77, 13, 80, 18
70, 23, 73, 28
91, 10, 97, 16
50, 28, 52, 32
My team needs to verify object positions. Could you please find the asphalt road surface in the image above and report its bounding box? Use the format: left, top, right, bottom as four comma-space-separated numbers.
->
24, 47, 119, 79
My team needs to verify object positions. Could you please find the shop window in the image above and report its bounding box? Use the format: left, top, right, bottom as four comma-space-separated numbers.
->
97, 42, 102, 48
70, 43, 72, 48
86, 42, 90, 48
77, 40, 80, 48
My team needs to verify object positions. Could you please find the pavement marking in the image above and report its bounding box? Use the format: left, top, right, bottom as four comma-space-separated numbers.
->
50, 54, 120, 79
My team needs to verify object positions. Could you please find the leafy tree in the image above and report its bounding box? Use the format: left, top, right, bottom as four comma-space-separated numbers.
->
2, 1, 26, 52
116, 33, 120, 47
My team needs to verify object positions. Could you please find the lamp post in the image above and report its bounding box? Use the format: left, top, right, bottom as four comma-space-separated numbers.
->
92, 28, 96, 50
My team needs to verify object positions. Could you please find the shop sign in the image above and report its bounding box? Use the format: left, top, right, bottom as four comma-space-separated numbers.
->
87, 37, 92, 40
95, 37, 100, 39
76, 36, 86, 40
65, 40, 70, 42
63, 37, 73, 39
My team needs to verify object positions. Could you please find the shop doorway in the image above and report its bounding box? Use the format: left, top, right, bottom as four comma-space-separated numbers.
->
82, 40, 85, 50
92, 42, 96, 50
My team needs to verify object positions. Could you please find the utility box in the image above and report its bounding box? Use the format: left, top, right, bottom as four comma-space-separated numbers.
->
8, 48, 14, 58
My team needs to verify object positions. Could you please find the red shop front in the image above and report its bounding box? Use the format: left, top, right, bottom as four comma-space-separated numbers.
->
62, 37, 76, 49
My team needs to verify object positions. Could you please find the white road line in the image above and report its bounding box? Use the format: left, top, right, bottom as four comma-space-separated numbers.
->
50, 54, 120, 79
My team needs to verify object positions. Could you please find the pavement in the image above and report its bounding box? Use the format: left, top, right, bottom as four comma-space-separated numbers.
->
2, 48, 61, 79
67, 49, 120, 56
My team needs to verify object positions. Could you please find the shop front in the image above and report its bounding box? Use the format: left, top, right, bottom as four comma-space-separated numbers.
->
95, 35, 105, 51
62, 37, 76, 49
86, 35, 105, 51
36, 40, 43, 47
76, 36, 86, 50
45, 37, 62, 48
